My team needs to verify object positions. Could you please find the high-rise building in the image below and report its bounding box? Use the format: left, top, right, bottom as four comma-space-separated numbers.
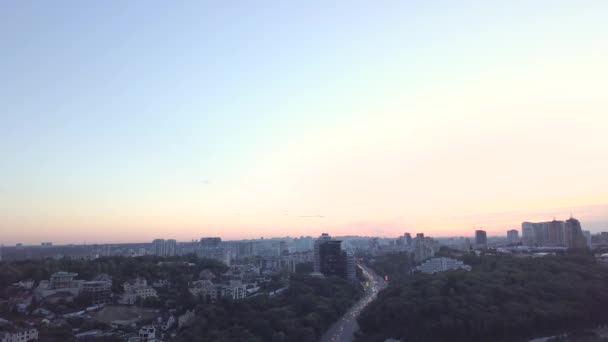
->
601, 232, 608, 244
536, 222, 550, 245
564, 217, 588, 249
547, 219, 565, 246
279, 240, 288, 255
475, 230, 487, 247
153, 239, 165, 256
313, 233, 355, 282
583, 230, 592, 248
368, 238, 380, 253
346, 251, 356, 282
522, 221, 551, 246
281, 256, 297, 273
463, 238, 472, 250
294, 236, 313, 252
404, 232, 412, 246
522, 222, 535, 245
397, 232, 413, 246
413, 233, 437, 262
165, 239, 176, 256
200, 237, 222, 248
313, 233, 331, 273
522, 217, 588, 249
507, 229, 519, 244
413, 233, 424, 260
152, 239, 177, 257
237, 242, 255, 258
318, 240, 345, 277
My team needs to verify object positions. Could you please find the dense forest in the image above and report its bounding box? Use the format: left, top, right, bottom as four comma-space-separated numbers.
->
363, 252, 414, 282
357, 252, 608, 342
176, 273, 363, 342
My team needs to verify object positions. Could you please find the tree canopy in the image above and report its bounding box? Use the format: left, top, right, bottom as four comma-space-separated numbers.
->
176, 273, 363, 342
357, 253, 608, 342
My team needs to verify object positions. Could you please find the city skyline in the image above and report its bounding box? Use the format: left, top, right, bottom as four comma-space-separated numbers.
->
2, 2, 608, 244
0, 210, 604, 246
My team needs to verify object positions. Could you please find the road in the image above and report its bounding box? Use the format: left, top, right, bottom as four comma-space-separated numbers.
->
319, 264, 387, 342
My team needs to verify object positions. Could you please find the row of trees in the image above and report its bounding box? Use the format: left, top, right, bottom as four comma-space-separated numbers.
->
176, 273, 363, 342
357, 252, 608, 342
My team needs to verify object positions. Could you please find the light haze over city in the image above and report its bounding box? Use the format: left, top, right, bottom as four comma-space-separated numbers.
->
1, 1, 607, 244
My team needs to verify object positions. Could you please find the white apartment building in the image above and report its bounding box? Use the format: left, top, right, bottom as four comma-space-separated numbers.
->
152, 239, 176, 257
127, 325, 158, 342
188, 279, 247, 301
220, 280, 247, 300
416, 257, 471, 274
0, 328, 38, 342
413, 234, 439, 262
34, 271, 83, 300
119, 277, 158, 305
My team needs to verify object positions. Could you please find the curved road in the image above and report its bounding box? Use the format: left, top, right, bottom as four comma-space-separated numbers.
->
319, 264, 387, 342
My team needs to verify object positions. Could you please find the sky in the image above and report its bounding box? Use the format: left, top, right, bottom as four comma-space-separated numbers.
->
1, 1, 607, 244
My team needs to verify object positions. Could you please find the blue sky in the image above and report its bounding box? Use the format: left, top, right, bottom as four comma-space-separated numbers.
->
1, 1, 607, 243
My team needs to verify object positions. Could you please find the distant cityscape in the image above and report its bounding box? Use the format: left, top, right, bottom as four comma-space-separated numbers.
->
1, 216, 602, 262
2, 216, 608, 341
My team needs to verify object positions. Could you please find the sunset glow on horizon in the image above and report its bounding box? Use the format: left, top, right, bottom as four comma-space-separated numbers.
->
1, 1, 607, 244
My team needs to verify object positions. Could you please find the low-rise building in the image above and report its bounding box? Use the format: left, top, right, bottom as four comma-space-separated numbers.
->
119, 278, 158, 305
219, 280, 247, 300
156, 314, 176, 331
51, 271, 79, 288
416, 257, 471, 274
129, 325, 158, 342
223, 264, 260, 281
151, 279, 169, 288
80, 274, 112, 305
81, 281, 112, 305
13, 280, 35, 290
188, 279, 248, 302
34, 271, 83, 301
0, 327, 38, 342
